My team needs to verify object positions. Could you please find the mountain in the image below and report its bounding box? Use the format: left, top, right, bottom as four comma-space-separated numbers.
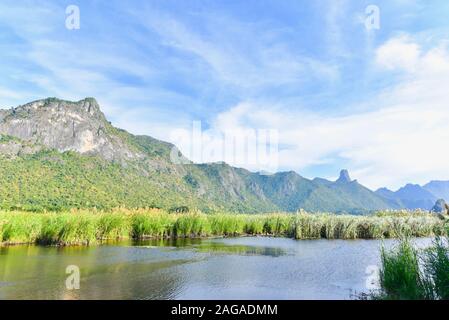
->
243, 169, 394, 213
394, 184, 438, 210
336, 169, 351, 183
0, 98, 402, 213
375, 182, 449, 210
423, 181, 449, 202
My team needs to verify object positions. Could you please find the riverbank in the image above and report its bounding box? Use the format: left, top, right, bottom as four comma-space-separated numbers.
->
0, 209, 446, 246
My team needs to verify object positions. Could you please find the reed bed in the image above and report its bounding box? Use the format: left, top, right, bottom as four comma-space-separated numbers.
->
0, 209, 446, 246
370, 237, 449, 300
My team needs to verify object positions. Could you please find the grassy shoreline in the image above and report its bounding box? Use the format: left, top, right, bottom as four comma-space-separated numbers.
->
1, 209, 447, 246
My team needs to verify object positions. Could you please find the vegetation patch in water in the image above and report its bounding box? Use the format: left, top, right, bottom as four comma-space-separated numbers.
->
0, 209, 446, 246
368, 237, 449, 300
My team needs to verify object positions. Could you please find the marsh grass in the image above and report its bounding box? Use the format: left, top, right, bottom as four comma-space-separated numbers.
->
37, 214, 97, 245
262, 214, 294, 236
0, 213, 42, 244
378, 239, 430, 300
96, 212, 131, 240
131, 211, 174, 239
209, 214, 246, 236
370, 236, 449, 300
423, 238, 449, 299
0, 209, 446, 246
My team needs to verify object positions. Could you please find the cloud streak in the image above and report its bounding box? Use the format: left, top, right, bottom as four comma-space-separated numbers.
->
1, 1, 449, 189
177, 35, 449, 190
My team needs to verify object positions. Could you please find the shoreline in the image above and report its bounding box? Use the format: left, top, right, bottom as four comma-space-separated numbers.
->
0, 234, 441, 248
1, 209, 447, 247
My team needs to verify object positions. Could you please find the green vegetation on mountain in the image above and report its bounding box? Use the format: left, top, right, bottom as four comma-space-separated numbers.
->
0, 149, 195, 211
0, 97, 423, 213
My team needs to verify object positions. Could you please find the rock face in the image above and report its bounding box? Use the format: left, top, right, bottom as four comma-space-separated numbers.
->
431, 199, 449, 214
336, 169, 352, 183
0, 98, 143, 162
0, 136, 42, 157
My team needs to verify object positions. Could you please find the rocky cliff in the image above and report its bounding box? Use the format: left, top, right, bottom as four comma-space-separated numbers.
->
0, 98, 144, 162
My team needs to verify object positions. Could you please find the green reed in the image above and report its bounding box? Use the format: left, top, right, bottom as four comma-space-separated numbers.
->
0, 209, 446, 246
370, 237, 449, 300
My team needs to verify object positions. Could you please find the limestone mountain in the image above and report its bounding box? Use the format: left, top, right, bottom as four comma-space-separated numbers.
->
0, 98, 401, 213
336, 169, 351, 183
431, 199, 449, 215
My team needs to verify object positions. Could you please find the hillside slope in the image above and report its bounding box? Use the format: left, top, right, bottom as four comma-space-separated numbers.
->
0, 98, 397, 213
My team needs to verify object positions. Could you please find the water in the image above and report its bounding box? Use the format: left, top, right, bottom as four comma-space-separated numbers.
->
0, 237, 432, 300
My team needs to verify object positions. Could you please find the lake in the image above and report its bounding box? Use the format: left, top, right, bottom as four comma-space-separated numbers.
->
0, 237, 432, 300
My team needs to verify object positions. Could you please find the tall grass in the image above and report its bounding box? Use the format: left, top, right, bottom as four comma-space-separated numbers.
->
131, 210, 174, 238
96, 212, 131, 240
0, 209, 446, 246
423, 238, 449, 299
209, 214, 246, 236
378, 239, 430, 299
0, 213, 42, 244
37, 214, 97, 245
371, 237, 449, 300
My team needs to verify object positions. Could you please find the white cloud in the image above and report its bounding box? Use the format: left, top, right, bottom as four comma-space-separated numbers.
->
375, 35, 421, 72
1, 2, 448, 191
171, 35, 449, 190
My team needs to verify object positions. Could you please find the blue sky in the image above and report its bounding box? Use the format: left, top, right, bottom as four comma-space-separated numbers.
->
1, 0, 449, 189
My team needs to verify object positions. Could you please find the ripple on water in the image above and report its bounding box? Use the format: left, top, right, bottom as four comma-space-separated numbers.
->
0, 237, 435, 300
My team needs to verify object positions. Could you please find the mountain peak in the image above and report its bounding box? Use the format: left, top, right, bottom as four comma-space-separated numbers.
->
336, 169, 352, 183
0, 97, 142, 162
16, 97, 104, 120
402, 183, 422, 190
431, 199, 449, 214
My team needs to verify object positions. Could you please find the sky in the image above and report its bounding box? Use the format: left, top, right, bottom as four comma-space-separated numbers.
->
1, 0, 449, 190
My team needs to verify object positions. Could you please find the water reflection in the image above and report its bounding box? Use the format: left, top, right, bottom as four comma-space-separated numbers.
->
193, 242, 286, 257
0, 237, 433, 300
133, 237, 287, 256
0, 244, 190, 299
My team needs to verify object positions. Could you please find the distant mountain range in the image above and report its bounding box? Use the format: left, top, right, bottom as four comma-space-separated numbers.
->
376, 181, 449, 211
0, 98, 446, 213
